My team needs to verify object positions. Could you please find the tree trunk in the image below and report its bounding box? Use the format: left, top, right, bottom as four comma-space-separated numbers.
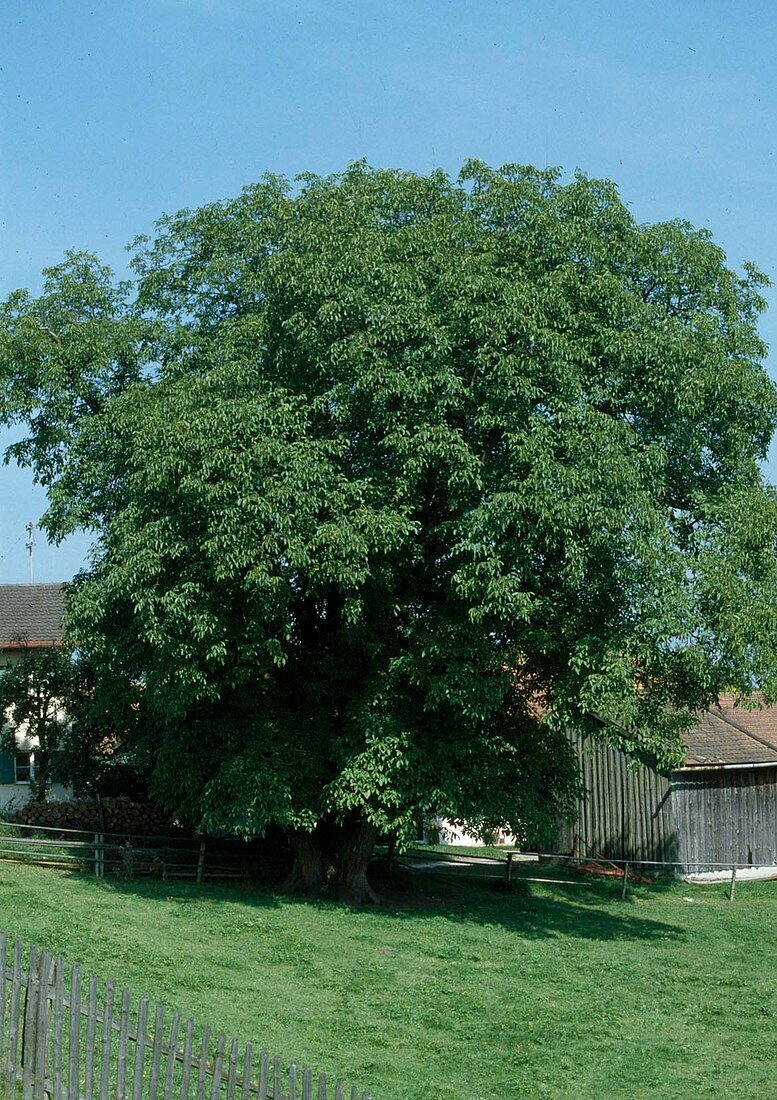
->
331, 819, 379, 905
281, 829, 327, 895
31, 753, 49, 804
281, 819, 380, 904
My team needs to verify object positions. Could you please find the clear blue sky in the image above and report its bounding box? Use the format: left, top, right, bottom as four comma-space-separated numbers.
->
2, 0, 776, 582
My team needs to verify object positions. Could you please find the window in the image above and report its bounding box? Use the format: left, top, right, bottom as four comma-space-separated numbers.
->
14, 753, 34, 784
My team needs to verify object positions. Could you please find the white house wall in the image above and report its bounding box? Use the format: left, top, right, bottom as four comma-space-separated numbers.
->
431, 817, 519, 847
0, 782, 71, 811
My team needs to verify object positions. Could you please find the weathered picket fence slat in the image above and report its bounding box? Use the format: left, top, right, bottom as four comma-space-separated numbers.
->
0, 932, 373, 1099
67, 963, 81, 1100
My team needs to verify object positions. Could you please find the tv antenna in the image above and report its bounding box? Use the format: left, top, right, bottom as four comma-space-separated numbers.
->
25, 522, 34, 584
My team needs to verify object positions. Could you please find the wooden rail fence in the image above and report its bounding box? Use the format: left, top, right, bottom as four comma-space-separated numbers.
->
0, 933, 372, 1100
0, 822, 265, 883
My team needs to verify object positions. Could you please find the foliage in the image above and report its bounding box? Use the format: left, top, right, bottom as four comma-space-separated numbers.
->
57, 660, 153, 800
1, 162, 776, 862
0, 641, 149, 802
0, 641, 74, 801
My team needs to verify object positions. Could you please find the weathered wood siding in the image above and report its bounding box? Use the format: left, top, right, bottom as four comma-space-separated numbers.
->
557, 738, 677, 863
672, 767, 777, 868
558, 736, 777, 869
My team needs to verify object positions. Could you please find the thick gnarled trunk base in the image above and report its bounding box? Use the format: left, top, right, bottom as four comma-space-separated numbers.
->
331, 820, 379, 905
281, 819, 379, 904
282, 829, 327, 895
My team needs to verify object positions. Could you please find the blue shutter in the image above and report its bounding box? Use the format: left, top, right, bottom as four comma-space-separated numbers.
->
0, 752, 16, 784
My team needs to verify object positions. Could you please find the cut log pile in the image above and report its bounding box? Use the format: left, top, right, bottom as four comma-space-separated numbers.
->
8, 798, 179, 836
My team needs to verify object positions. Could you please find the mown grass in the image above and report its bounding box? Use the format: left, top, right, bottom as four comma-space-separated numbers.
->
0, 859, 774, 1098
410, 842, 516, 858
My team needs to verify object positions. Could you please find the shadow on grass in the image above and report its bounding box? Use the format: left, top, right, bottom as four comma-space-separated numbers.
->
395, 848, 680, 887
78, 862, 684, 946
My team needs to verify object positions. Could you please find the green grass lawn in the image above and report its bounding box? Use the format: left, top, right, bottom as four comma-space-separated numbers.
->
0, 860, 774, 1099
401, 843, 516, 861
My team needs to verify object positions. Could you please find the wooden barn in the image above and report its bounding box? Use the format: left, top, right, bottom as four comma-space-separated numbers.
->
557, 695, 777, 873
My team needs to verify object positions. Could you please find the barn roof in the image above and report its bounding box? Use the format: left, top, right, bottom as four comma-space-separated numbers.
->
0, 583, 66, 647
683, 695, 777, 768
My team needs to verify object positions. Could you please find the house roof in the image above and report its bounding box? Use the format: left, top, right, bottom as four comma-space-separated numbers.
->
683, 694, 777, 768
0, 584, 66, 647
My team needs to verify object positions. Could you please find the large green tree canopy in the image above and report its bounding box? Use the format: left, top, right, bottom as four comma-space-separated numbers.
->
2, 162, 776, 895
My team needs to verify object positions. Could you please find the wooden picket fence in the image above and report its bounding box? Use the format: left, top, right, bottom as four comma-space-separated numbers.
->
0, 933, 372, 1100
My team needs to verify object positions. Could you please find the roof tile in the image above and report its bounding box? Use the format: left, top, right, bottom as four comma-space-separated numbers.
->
684, 695, 777, 767
0, 584, 66, 646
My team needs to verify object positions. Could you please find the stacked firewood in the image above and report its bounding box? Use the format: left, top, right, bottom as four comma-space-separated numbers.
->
8, 798, 179, 836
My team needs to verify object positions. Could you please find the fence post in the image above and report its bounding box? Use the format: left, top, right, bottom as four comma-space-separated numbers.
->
729, 865, 737, 902
122, 839, 134, 879
241, 1044, 254, 1100
94, 833, 105, 879
52, 954, 65, 1100
620, 861, 629, 901
21, 943, 40, 1098
274, 1054, 282, 1099
505, 852, 513, 884
7, 938, 23, 1096
197, 841, 206, 884
67, 964, 82, 1100
32, 948, 51, 1100
0, 932, 6, 1071
98, 980, 116, 1100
